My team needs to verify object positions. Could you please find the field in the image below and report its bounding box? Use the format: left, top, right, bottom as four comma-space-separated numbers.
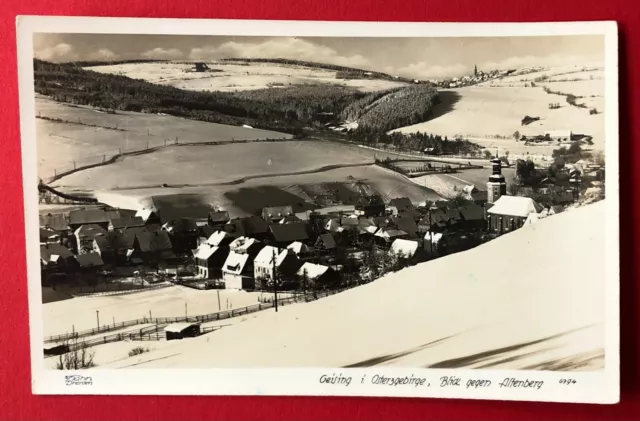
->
86, 61, 409, 93
98, 202, 605, 369
36, 96, 292, 180
42, 284, 291, 337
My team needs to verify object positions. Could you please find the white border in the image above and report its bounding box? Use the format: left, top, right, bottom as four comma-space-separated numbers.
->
17, 16, 620, 403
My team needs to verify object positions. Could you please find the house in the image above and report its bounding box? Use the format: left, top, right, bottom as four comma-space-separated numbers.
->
133, 230, 175, 262
418, 208, 449, 233
262, 205, 294, 223
296, 262, 338, 288
324, 218, 343, 233
390, 216, 419, 238
549, 205, 564, 215
253, 246, 300, 289
222, 237, 264, 290
458, 205, 486, 230
108, 216, 145, 231
225, 216, 269, 239
68, 208, 122, 230
208, 211, 230, 229
39, 213, 70, 235
74, 224, 108, 254
374, 228, 408, 245
315, 233, 337, 252
135, 209, 161, 225
390, 239, 425, 263
40, 243, 74, 268
355, 195, 386, 217
165, 322, 201, 340
287, 241, 314, 259
487, 196, 543, 234
278, 214, 302, 224
388, 198, 414, 214
269, 222, 309, 247
194, 62, 209, 72
204, 230, 233, 248
162, 218, 199, 253
196, 225, 216, 246
92, 230, 139, 265
74, 252, 104, 270
194, 243, 229, 279
39, 227, 60, 244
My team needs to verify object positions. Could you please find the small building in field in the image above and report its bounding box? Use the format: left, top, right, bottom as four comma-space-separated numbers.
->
487, 196, 543, 234
165, 322, 201, 340
544, 130, 573, 142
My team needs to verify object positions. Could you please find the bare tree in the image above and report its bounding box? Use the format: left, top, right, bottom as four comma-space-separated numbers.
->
56, 338, 96, 370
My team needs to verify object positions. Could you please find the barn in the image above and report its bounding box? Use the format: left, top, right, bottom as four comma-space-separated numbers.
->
164, 323, 201, 340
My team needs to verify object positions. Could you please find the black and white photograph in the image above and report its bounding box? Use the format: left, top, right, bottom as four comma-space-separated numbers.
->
17, 17, 619, 402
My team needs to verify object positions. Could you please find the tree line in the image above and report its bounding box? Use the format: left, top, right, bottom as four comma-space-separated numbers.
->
347, 129, 481, 156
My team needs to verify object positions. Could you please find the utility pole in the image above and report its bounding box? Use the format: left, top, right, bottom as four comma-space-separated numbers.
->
272, 248, 278, 312
185, 302, 187, 318
96, 310, 100, 329
217, 290, 221, 311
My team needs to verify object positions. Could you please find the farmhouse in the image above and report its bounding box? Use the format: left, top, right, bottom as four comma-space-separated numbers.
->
208, 211, 230, 230
388, 198, 414, 214
355, 195, 386, 217
165, 322, 201, 340
269, 222, 309, 247
544, 130, 573, 142
225, 216, 270, 240
315, 233, 337, 252
74, 224, 107, 254
92, 230, 137, 264
40, 243, 74, 267
253, 246, 300, 289
296, 262, 337, 288
458, 205, 486, 230
133, 230, 175, 262
194, 243, 229, 279
487, 196, 543, 234
262, 205, 294, 223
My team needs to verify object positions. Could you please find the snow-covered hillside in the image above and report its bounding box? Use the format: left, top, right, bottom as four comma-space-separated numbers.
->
101, 202, 606, 370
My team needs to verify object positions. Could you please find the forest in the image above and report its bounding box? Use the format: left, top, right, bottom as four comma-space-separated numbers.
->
347, 128, 481, 156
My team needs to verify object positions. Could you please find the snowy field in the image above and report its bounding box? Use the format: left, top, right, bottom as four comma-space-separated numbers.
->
394, 85, 605, 153
86, 61, 409, 93
35, 96, 292, 180
95, 202, 605, 370
42, 284, 289, 337
412, 168, 517, 198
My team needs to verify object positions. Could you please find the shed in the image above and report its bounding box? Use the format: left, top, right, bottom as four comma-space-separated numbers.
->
164, 322, 201, 340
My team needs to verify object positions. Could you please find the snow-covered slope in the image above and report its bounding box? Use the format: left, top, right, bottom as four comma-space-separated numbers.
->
102, 202, 606, 370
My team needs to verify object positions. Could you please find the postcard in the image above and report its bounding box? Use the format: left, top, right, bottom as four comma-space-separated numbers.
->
16, 16, 619, 403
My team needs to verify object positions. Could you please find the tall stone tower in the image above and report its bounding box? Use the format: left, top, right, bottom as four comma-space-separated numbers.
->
487, 158, 507, 204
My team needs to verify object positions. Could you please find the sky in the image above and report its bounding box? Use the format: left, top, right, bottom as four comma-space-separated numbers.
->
33, 33, 604, 79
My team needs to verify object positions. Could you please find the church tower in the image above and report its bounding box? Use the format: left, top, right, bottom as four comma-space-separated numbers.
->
487, 158, 507, 204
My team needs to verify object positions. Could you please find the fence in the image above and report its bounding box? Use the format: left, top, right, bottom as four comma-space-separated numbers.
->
44, 287, 351, 344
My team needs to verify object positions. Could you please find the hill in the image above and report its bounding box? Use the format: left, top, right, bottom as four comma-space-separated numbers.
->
103, 202, 605, 370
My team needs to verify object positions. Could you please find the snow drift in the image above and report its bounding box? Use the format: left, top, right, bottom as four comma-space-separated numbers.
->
103, 202, 606, 370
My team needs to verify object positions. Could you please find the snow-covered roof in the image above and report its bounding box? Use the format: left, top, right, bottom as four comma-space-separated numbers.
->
135, 209, 154, 222
194, 244, 220, 260
325, 218, 341, 232
287, 241, 312, 255
487, 196, 543, 217
222, 252, 250, 275
390, 239, 420, 258
206, 230, 230, 247
254, 246, 288, 267
375, 228, 408, 239
164, 322, 199, 333
424, 232, 444, 244
229, 236, 258, 253
296, 262, 330, 280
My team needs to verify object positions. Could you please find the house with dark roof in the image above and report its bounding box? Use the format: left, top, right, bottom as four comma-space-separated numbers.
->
40, 243, 74, 268
262, 205, 294, 223
194, 243, 229, 279
135, 209, 161, 225
108, 216, 145, 231
40, 227, 60, 244
387, 198, 420, 218
196, 225, 216, 246
390, 216, 419, 239
296, 262, 338, 288
208, 211, 230, 230
269, 222, 309, 247
162, 218, 199, 253
458, 205, 486, 230
92, 228, 144, 264
225, 216, 270, 240
133, 230, 176, 262
315, 233, 337, 252
390, 239, 426, 264
39, 213, 70, 234
253, 246, 301, 290
418, 208, 450, 233
68, 208, 122, 230
355, 195, 386, 217
74, 252, 104, 270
